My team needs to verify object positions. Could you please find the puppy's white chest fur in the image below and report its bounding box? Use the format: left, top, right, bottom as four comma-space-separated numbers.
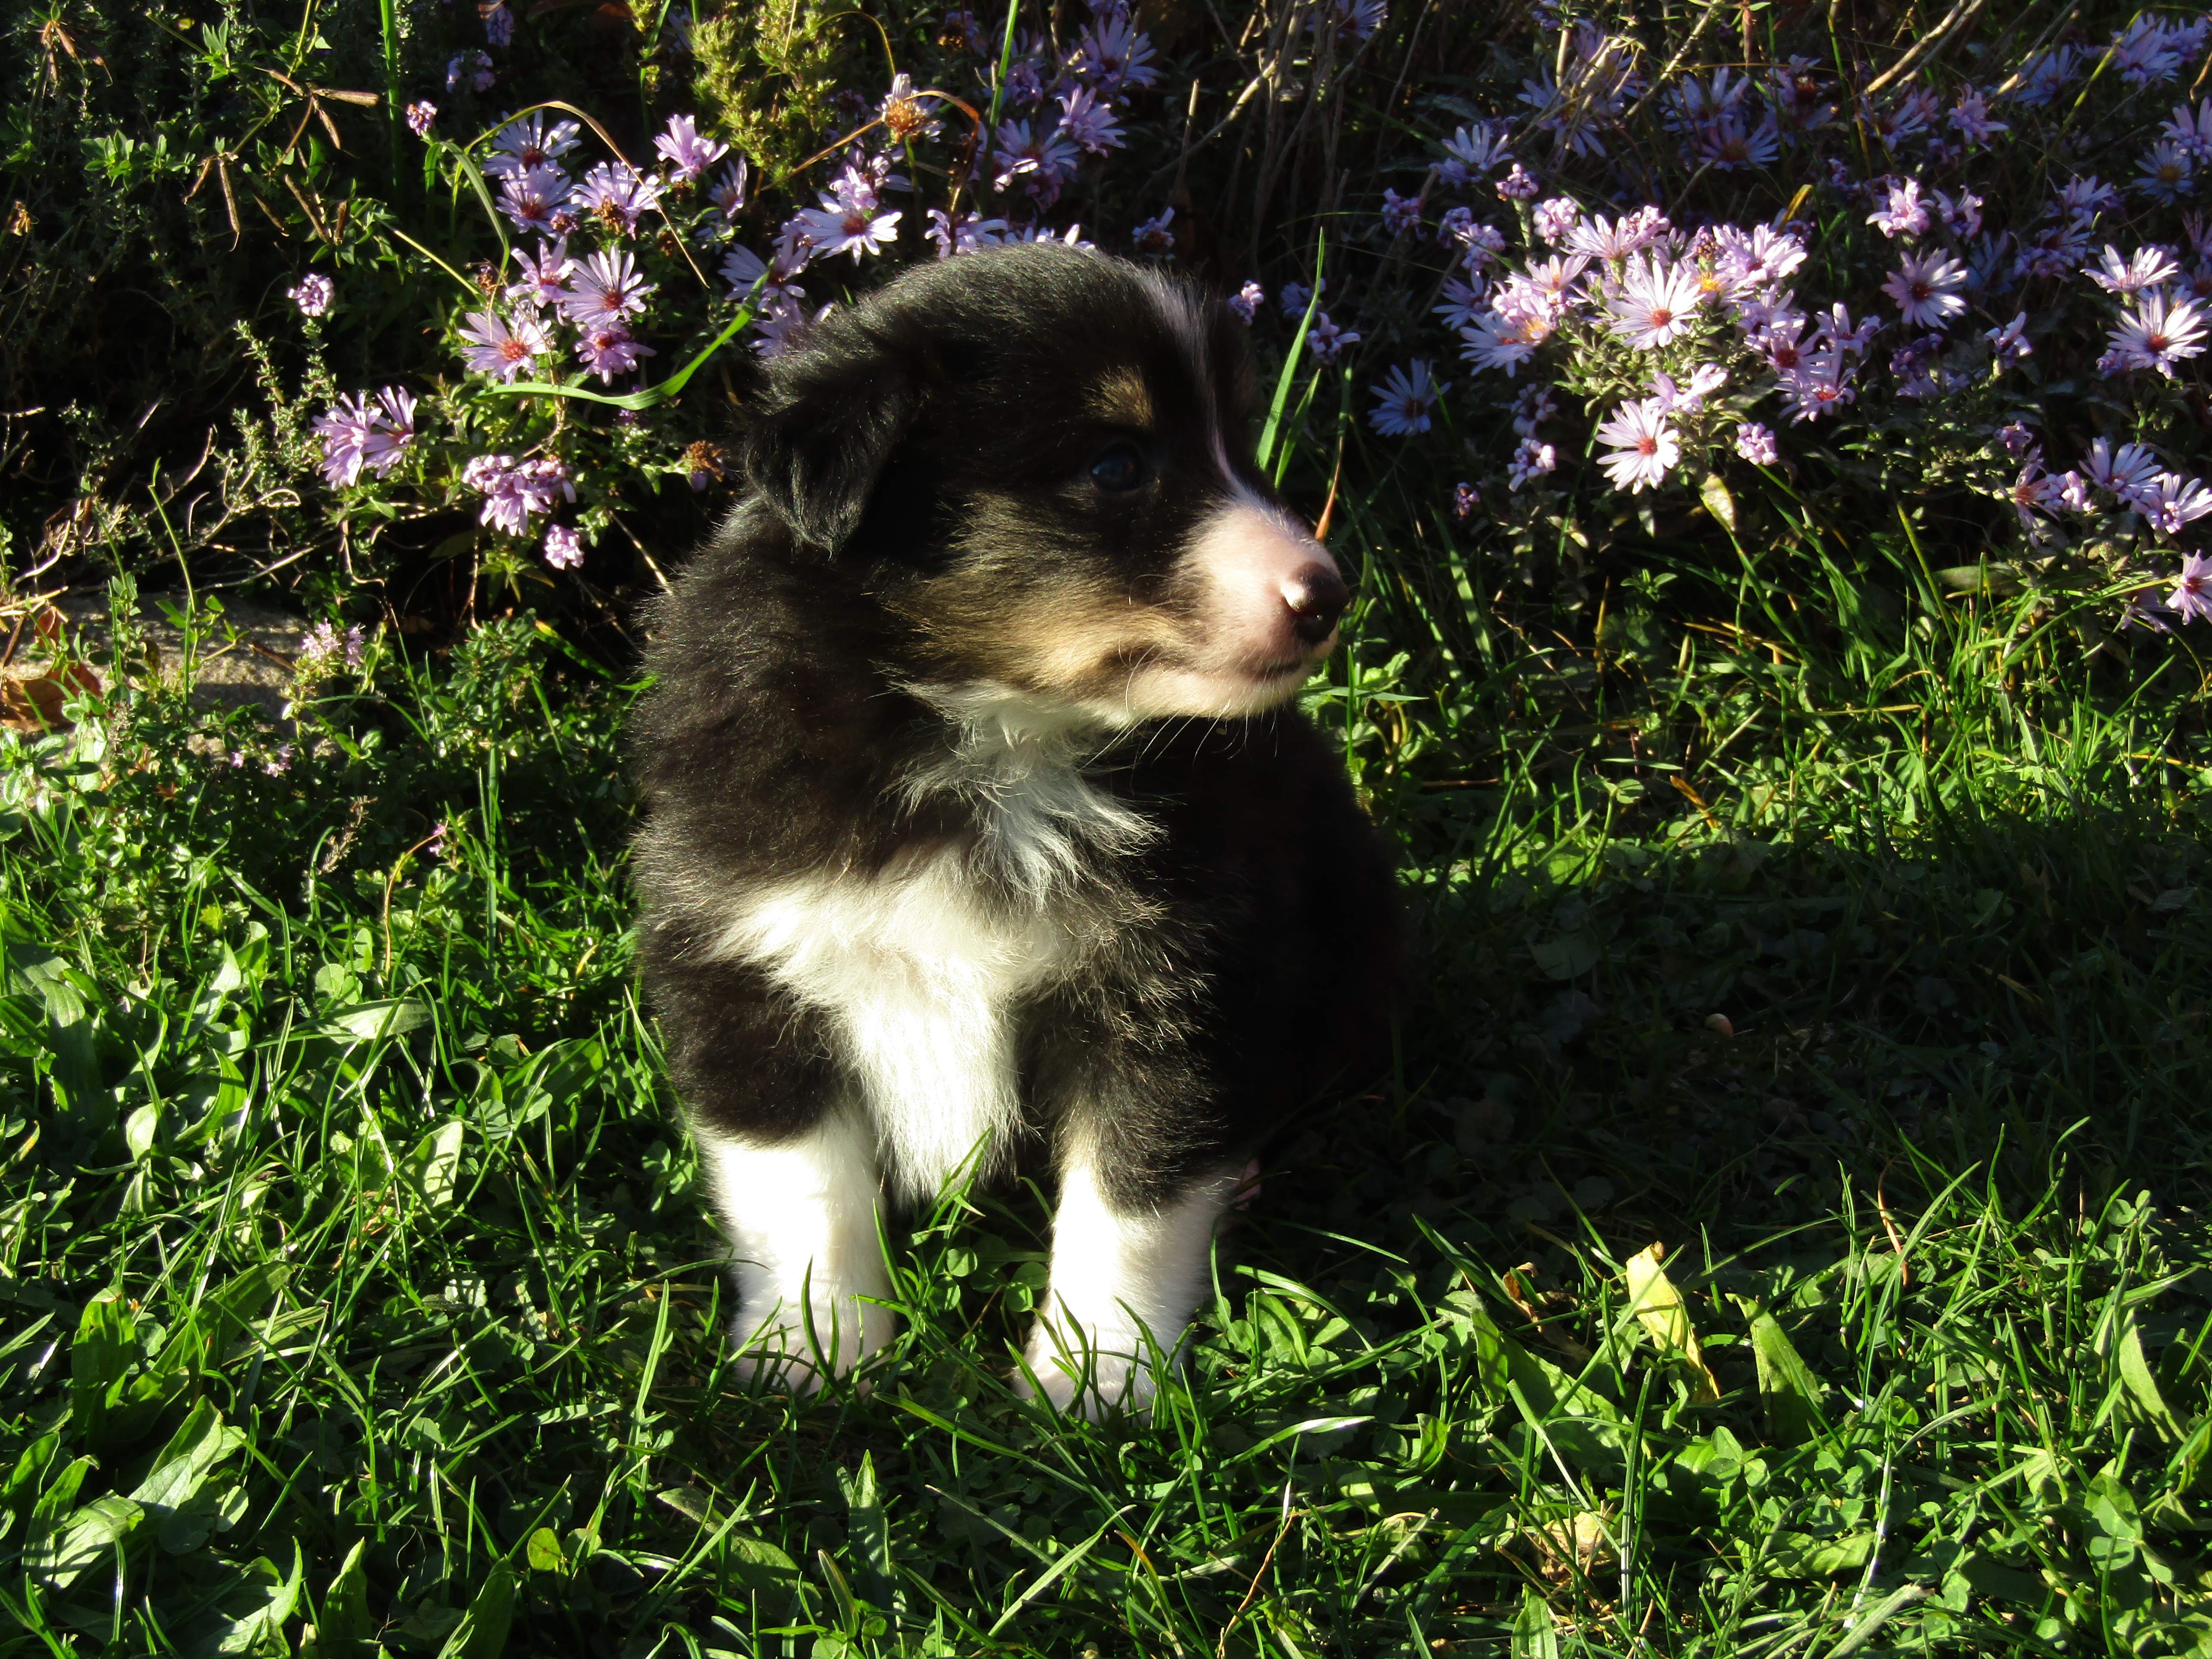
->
709, 685, 1151, 1199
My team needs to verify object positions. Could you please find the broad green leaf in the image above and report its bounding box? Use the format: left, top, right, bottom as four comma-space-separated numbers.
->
69, 1287, 133, 1427
299, 998, 431, 1042
1768, 1529, 1874, 1577
400, 1118, 467, 1207
27, 1493, 143, 1588
2084, 1468, 2142, 1545
2117, 1316, 2187, 1440
20, 1453, 92, 1572
2, 1431, 61, 1529
1734, 1296, 1826, 1445
524, 1527, 568, 1574
1462, 1297, 1627, 1470
152, 1261, 289, 1379
316, 1538, 372, 1659
438, 1561, 515, 1659
715, 1533, 802, 1620
1530, 933, 1602, 980
839, 1451, 892, 1609
202, 1545, 304, 1654
1623, 1243, 1719, 1404
1510, 1586, 1560, 1659
130, 1399, 246, 1513
21, 956, 102, 1121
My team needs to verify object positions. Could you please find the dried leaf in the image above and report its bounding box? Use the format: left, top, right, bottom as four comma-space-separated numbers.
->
1508, 1509, 1617, 1583
1623, 1243, 1720, 1403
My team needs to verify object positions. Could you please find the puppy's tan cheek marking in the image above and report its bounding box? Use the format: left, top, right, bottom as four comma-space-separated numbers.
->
922, 584, 1178, 698
995, 602, 1182, 698
1087, 368, 1154, 429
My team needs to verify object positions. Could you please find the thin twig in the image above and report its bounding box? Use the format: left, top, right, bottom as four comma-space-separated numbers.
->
1862, 0, 1992, 99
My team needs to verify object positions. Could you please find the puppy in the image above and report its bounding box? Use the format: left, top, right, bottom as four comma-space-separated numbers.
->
631, 242, 1399, 1413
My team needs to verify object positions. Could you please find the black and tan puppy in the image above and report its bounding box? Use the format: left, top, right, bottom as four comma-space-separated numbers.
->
631, 242, 1398, 1413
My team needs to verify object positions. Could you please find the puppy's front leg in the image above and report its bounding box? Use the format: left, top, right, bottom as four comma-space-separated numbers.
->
1022, 1152, 1242, 1416
697, 1112, 894, 1386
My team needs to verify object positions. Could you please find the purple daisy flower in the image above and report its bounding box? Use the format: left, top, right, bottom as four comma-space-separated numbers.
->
543, 524, 585, 571
1131, 207, 1176, 258
2168, 552, 2212, 622
653, 113, 729, 181
574, 321, 656, 383
1595, 398, 1680, 493
1307, 313, 1361, 363
1881, 251, 1969, 328
793, 196, 902, 262
359, 388, 417, 477
708, 159, 750, 220
1058, 86, 1125, 155
1495, 163, 1541, 201
1368, 360, 1445, 436
495, 164, 569, 235
457, 309, 550, 382
2102, 290, 2209, 377
1735, 422, 1780, 465
1533, 197, 1580, 245
1228, 280, 1264, 323
447, 52, 493, 94
991, 118, 1081, 201
507, 237, 574, 310
568, 162, 663, 236
486, 113, 580, 180
465, 454, 574, 535
1507, 437, 1556, 489
562, 247, 656, 326
923, 209, 1009, 259
288, 272, 334, 316
310, 387, 415, 487
1066, 10, 1159, 103
310, 396, 376, 488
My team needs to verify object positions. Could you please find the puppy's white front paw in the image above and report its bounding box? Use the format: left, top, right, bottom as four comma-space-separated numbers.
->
1018, 1318, 1157, 1419
731, 1289, 893, 1390
1021, 1159, 1238, 1417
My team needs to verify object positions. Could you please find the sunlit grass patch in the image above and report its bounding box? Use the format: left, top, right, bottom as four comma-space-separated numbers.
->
0, 576, 2206, 1654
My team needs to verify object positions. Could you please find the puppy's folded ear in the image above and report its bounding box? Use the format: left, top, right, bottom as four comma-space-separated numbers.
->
740, 312, 926, 554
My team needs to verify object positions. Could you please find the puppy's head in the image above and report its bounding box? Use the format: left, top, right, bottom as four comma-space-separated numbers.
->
739, 243, 1347, 723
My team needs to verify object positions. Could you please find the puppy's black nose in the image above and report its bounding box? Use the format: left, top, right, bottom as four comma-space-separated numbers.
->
1282, 564, 1349, 644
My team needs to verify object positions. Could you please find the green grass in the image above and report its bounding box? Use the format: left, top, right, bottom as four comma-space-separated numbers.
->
2, 553, 2210, 1658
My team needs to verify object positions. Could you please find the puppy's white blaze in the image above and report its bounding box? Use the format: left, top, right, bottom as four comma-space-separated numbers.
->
708, 694, 1148, 1202
907, 681, 1157, 896
711, 861, 1059, 1200
700, 1116, 893, 1380
1023, 1158, 1242, 1415
1110, 504, 1339, 719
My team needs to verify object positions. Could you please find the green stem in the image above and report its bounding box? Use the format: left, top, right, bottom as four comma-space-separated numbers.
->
479, 302, 758, 412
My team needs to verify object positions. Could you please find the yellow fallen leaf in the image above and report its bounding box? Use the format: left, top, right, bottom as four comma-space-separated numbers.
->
1623, 1243, 1720, 1404
1507, 1509, 1618, 1583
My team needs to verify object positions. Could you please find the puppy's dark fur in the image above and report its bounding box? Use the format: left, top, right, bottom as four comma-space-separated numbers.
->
631, 243, 1398, 1410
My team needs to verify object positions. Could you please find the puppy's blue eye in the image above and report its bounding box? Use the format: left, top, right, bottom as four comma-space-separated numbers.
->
1089, 442, 1146, 493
